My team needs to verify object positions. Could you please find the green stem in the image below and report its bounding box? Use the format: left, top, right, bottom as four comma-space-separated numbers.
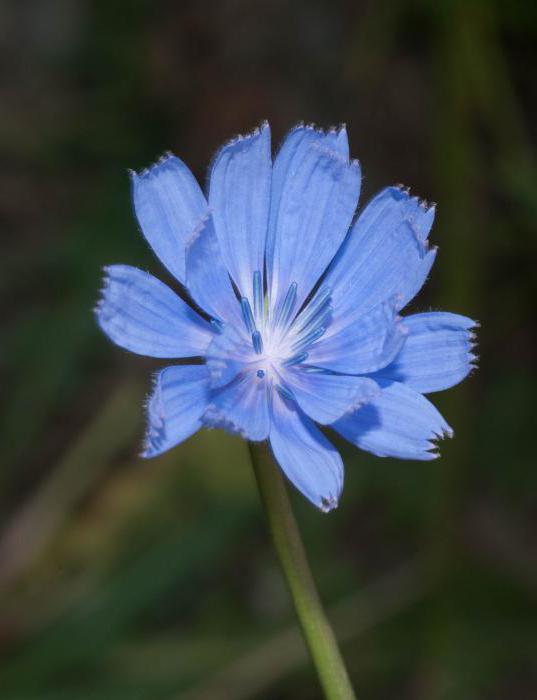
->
248, 442, 356, 700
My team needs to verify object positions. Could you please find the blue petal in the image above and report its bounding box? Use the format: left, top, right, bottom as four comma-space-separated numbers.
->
185, 217, 243, 327
269, 391, 344, 511
205, 323, 255, 388
330, 125, 350, 160
131, 154, 208, 284
203, 371, 270, 441
373, 312, 478, 393
96, 265, 213, 358
323, 186, 437, 325
142, 364, 210, 457
334, 380, 452, 461
306, 298, 408, 375
268, 141, 361, 314
281, 369, 379, 425
268, 123, 349, 252
266, 124, 349, 300
209, 122, 272, 301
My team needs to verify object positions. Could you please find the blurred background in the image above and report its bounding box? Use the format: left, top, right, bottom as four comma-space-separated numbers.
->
1, 0, 536, 698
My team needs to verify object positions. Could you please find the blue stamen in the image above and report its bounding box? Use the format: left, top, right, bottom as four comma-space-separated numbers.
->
276, 384, 295, 401
309, 302, 332, 331
240, 297, 256, 334
292, 325, 326, 352
256, 369, 265, 379
303, 366, 336, 374
210, 318, 224, 333
252, 330, 263, 354
253, 270, 263, 322
276, 282, 297, 328
283, 351, 309, 367
294, 286, 331, 332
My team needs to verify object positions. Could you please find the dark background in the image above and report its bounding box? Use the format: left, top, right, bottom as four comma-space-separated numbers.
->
1, 1, 536, 698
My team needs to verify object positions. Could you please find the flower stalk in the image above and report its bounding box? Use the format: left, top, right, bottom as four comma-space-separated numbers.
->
248, 441, 356, 700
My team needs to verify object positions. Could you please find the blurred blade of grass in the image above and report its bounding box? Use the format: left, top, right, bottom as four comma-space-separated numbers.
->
1, 306, 96, 477
464, 502, 537, 597
0, 379, 143, 591
1, 500, 258, 695
0, 172, 144, 487
2, 430, 256, 679
173, 561, 426, 700
459, 2, 537, 219
2, 562, 426, 700
420, 1, 488, 697
342, 1, 399, 85
47, 430, 255, 574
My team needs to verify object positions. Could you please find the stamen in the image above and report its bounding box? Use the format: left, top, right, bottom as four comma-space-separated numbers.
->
292, 325, 326, 352
240, 297, 256, 334
276, 384, 295, 401
256, 369, 265, 379
282, 351, 309, 367
275, 282, 297, 329
299, 304, 331, 340
210, 318, 224, 333
303, 366, 336, 374
252, 330, 263, 355
293, 286, 331, 333
253, 270, 263, 322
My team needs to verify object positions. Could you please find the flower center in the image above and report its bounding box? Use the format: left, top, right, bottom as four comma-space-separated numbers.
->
239, 271, 332, 379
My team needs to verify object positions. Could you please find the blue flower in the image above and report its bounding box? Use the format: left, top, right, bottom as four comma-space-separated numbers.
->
96, 122, 477, 512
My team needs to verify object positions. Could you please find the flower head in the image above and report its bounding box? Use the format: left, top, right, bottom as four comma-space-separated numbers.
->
96, 122, 477, 512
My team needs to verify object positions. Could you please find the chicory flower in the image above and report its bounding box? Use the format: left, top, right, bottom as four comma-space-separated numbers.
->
96, 122, 477, 511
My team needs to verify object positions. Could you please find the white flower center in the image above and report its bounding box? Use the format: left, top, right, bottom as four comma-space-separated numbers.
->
237, 271, 332, 382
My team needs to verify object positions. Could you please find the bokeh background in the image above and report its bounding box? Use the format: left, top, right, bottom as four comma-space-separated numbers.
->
1, 1, 536, 698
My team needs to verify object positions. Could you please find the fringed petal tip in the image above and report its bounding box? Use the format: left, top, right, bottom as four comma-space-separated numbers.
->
468, 320, 480, 373
95, 263, 121, 289
277, 122, 350, 164
207, 120, 271, 298
140, 371, 166, 459
97, 264, 112, 285
425, 422, 455, 460
467, 319, 480, 337
140, 364, 210, 459
334, 381, 454, 462
393, 183, 436, 213
129, 151, 177, 180
319, 493, 340, 513
269, 391, 344, 509
469, 319, 480, 339
214, 120, 270, 153
94, 264, 214, 358
428, 313, 480, 374
300, 121, 348, 137
93, 266, 113, 318
388, 184, 437, 247
207, 121, 271, 193
140, 436, 161, 460
469, 353, 480, 373
376, 311, 479, 395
